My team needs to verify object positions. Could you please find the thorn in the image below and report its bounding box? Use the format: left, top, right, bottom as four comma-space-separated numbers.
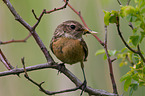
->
40, 81, 45, 86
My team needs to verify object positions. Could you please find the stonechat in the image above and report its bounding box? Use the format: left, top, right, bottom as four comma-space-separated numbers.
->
50, 20, 94, 95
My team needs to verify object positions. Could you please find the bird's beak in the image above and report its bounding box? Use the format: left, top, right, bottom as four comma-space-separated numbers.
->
83, 28, 98, 35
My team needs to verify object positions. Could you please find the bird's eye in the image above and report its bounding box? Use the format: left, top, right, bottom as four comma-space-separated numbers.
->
70, 25, 76, 29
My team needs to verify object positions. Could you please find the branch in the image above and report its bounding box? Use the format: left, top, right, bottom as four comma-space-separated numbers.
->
3, 0, 54, 62
137, 45, 145, 62
0, 62, 117, 96
116, 17, 145, 62
32, 0, 68, 30
103, 26, 118, 94
128, 22, 134, 30
117, 0, 122, 5
0, 33, 31, 45
116, 17, 137, 53
126, 54, 134, 66
0, 49, 14, 70
22, 58, 80, 95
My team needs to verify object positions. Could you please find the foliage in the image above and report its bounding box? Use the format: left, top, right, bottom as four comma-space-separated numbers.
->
96, 0, 145, 95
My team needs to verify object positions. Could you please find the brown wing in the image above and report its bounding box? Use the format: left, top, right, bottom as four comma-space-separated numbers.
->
80, 39, 88, 61
50, 42, 53, 53
50, 37, 56, 54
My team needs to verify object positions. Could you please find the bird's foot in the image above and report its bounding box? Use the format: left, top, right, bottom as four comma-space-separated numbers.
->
80, 80, 87, 96
57, 63, 65, 75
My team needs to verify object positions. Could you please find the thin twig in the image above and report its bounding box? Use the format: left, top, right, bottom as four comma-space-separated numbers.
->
32, 9, 39, 20
32, 9, 46, 30
111, 58, 117, 62
0, 49, 14, 70
0, 62, 117, 96
137, 45, 145, 62
63, 0, 104, 46
21, 57, 28, 76
125, 54, 134, 66
104, 25, 107, 45
0, 33, 31, 45
104, 26, 118, 94
116, 17, 137, 53
117, 0, 122, 5
32, 0, 69, 30
116, 16, 145, 63
45, 0, 68, 14
128, 22, 134, 30
21, 58, 81, 95
3, 0, 54, 62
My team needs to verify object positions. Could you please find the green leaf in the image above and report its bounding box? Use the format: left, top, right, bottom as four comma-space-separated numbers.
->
104, 54, 107, 60
109, 15, 117, 24
126, 14, 132, 21
120, 6, 135, 17
133, 53, 140, 63
104, 11, 111, 25
130, 83, 138, 91
139, 81, 145, 86
95, 49, 105, 56
136, 61, 143, 69
120, 72, 132, 82
129, 83, 138, 96
124, 77, 132, 91
109, 11, 119, 24
133, 28, 138, 33
119, 62, 124, 67
109, 50, 118, 56
130, 35, 140, 46
132, 73, 139, 81
121, 47, 127, 52
131, 15, 137, 22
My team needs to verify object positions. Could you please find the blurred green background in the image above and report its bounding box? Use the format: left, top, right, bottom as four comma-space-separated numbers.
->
0, 0, 145, 96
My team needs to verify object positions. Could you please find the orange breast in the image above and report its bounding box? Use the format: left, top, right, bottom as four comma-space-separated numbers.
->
52, 37, 85, 64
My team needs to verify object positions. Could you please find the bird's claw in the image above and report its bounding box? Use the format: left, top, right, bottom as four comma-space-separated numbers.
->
80, 80, 87, 96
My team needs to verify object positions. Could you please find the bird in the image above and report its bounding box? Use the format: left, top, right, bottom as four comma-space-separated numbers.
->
50, 20, 95, 95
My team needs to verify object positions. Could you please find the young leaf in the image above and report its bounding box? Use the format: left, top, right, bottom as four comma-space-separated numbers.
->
104, 11, 111, 26
95, 49, 105, 56
129, 83, 138, 96
130, 83, 138, 91
109, 50, 118, 56
120, 72, 132, 82
124, 77, 132, 91
109, 11, 119, 24
120, 6, 135, 17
